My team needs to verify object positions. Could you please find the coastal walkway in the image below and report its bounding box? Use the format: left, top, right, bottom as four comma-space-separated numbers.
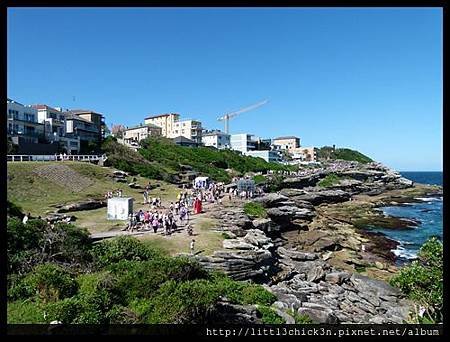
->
7, 154, 107, 163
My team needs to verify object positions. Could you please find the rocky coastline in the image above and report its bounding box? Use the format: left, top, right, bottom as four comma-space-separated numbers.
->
194, 161, 442, 323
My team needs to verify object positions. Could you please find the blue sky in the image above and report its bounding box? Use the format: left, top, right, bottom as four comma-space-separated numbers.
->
7, 8, 442, 171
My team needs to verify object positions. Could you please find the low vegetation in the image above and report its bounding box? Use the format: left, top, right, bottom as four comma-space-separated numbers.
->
102, 137, 294, 184
7, 218, 284, 324
317, 173, 341, 187
244, 202, 268, 219
390, 237, 443, 323
316, 146, 373, 164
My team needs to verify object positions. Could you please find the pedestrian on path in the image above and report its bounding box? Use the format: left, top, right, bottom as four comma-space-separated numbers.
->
190, 239, 195, 255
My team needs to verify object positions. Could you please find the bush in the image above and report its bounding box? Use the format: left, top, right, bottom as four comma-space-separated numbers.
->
317, 173, 341, 187
7, 300, 46, 323
138, 280, 221, 323
109, 257, 209, 301
92, 236, 162, 268
390, 237, 443, 323
15, 263, 78, 303
253, 175, 266, 185
244, 202, 268, 218
257, 306, 285, 324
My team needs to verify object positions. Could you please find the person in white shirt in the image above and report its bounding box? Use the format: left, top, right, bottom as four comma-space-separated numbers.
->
22, 213, 29, 224
190, 239, 195, 255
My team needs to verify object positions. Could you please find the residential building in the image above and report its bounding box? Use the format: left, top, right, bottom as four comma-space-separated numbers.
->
7, 98, 45, 144
273, 136, 301, 151
66, 109, 105, 140
244, 150, 283, 163
291, 147, 317, 162
144, 113, 180, 137
65, 110, 103, 143
172, 136, 200, 147
201, 130, 230, 149
170, 119, 203, 143
230, 133, 258, 154
122, 123, 162, 145
33, 104, 66, 140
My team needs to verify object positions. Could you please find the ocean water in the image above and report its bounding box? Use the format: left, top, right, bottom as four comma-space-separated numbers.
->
371, 172, 443, 261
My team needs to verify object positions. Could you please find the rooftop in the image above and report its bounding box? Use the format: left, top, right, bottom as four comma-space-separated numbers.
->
124, 123, 162, 131
68, 109, 104, 117
145, 113, 180, 120
32, 104, 62, 113
273, 136, 300, 140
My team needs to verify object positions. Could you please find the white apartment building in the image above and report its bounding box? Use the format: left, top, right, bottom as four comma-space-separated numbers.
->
7, 98, 44, 144
144, 113, 180, 137
245, 150, 282, 163
230, 133, 258, 154
202, 130, 230, 149
33, 104, 67, 141
291, 147, 317, 162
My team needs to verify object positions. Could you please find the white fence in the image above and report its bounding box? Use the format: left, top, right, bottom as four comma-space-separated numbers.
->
7, 154, 107, 162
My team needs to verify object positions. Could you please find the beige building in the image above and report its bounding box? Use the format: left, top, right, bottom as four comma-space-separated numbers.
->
273, 136, 300, 151
291, 147, 317, 162
171, 119, 202, 143
144, 113, 180, 137
122, 123, 162, 145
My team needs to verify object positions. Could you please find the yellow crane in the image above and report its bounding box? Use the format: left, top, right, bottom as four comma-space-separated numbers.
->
217, 99, 268, 134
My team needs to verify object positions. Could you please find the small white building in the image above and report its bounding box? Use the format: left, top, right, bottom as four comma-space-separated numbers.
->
245, 150, 282, 163
201, 130, 230, 149
107, 197, 134, 220
230, 133, 258, 154
170, 119, 203, 144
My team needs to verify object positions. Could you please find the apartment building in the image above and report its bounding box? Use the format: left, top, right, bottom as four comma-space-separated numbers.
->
122, 123, 162, 145
67, 109, 105, 140
7, 98, 45, 144
201, 130, 230, 149
245, 150, 282, 163
144, 113, 180, 137
291, 147, 317, 162
230, 133, 258, 154
33, 104, 66, 141
170, 119, 203, 143
273, 136, 301, 151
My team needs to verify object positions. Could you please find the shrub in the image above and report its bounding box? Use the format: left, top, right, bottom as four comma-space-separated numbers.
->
139, 280, 221, 323
390, 237, 443, 323
317, 173, 341, 187
7, 300, 46, 324
244, 202, 267, 218
7, 200, 23, 218
257, 306, 285, 324
17, 263, 78, 303
92, 236, 162, 268
253, 175, 266, 185
110, 257, 208, 301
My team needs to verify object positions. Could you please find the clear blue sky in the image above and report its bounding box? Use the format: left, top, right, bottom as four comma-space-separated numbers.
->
7, 8, 443, 171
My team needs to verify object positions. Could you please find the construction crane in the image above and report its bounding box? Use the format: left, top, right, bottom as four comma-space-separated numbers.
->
217, 99, 268, 134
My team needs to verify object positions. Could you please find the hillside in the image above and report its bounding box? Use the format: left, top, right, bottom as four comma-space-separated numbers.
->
315, 146, 373, 164
102, 137, 295, 183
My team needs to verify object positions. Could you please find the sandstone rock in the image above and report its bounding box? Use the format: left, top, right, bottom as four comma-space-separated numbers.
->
325, 272, 350, 285
297, 307, 338, 324
277, 247, 318, 261
254, 193, 290, 207
252, 218, 280, 233
57, 199, 106, 213
306, 266, 326, 282
223, 239, 256, 250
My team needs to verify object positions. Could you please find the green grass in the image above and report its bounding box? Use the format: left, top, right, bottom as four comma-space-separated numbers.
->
103, 137, 295, 184
253, 174, 266, 184
316, 146, 373, 164
243, 202, 268, 218
7, 161, 180, 232
317, 173, 341, 187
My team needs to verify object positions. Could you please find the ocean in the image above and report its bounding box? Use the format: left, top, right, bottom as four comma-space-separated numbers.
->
371, 171, 443, 262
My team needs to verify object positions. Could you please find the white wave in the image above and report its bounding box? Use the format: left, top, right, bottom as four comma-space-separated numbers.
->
392, 246, 418, 260
415, 197, 440, 202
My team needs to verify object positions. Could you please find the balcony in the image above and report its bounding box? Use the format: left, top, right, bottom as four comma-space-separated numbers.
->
8, 130, 44, 139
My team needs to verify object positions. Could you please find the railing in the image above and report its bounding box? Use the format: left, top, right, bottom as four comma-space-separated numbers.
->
7, 154, 107, 162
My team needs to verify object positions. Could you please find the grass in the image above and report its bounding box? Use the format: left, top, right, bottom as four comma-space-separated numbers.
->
243, 202, 268, 218
253, 174, 266, 185
317, 173, 341, 188
139, 217, 223, 256
7, 161, 180, 232
7, 300, 45, 323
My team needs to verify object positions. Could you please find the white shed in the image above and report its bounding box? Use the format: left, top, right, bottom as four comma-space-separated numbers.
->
107, 197, 133, 220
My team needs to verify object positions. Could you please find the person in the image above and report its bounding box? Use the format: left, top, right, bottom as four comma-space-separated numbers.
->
152, 216, 159, 233
169, 202, 174, 212
190, 239, 195, 255
143, 190, 148, 204
22, 213, 29, 224
187, 224, 193, 236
